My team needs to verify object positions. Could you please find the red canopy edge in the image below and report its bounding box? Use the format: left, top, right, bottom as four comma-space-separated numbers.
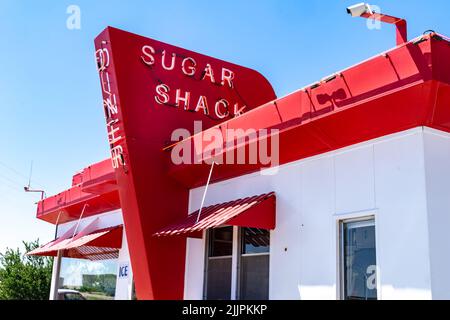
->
153, 192, 276, 238
28, 220, 123, 261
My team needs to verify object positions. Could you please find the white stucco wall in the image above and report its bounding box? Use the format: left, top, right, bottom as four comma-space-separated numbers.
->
184, 127, 441, 300
115, 225, 133, 300
56, 209, 123, 237
184, 237, 205, 300
423, 128, 450, 300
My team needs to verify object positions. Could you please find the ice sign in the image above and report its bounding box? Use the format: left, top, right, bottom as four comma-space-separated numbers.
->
118, 263, 130, 279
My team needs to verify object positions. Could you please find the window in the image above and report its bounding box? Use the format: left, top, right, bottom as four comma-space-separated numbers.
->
340, 218, 377, 300
59, 258, 117, 300
205, 227, 233, 300
239, 228, 270, 300
204, 227, 270, 300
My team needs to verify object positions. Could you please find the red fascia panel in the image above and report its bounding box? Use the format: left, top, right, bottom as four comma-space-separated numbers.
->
36, 186, 120, 225
154, 192, 275, 238
79, 159, 118, 195
72, 172, 83, 186
167, 34, 450, 188
37, 159, 120, 224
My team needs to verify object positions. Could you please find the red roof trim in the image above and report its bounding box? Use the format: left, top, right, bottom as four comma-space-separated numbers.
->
167, 34, 450, 188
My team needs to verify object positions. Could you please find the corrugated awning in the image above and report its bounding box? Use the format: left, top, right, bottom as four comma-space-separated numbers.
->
154, 192, 276, 238
27, 218, 123, 261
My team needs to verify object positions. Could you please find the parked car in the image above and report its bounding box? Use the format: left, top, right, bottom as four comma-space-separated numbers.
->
57, 289, 86, 300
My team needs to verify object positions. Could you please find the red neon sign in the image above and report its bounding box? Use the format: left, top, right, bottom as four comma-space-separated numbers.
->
94, 27, 275, 299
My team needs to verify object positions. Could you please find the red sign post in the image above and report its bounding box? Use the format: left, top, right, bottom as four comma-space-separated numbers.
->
94, 27, 275, 299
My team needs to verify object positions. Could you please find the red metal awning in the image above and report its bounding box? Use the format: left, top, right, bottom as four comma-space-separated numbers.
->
28, 219, 123, 261
154, 192, 276, 238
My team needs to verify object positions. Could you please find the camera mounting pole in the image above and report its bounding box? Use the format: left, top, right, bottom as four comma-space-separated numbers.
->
363, 12, 407, 46
347, 3, 408, 46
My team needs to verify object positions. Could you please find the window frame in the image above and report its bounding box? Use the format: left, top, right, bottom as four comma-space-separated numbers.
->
203, 226, 271, 300
236, 227, 270, 300
338, 215, 378, 300
203, 226, 234, 300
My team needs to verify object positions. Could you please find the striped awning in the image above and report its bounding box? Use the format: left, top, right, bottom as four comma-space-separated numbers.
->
154, 192, 276, 237
27, 219, 123, 261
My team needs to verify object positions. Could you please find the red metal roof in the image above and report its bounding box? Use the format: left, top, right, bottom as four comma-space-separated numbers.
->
36, 159, 120, 224
28, 219, 123, 261
154, 192, 276, 237
166, 33, 450, 188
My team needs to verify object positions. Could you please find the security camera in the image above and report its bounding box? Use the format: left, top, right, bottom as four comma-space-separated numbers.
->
346, 3, 373, 17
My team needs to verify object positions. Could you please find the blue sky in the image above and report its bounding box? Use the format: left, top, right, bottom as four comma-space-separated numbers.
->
0, 0, 449, 252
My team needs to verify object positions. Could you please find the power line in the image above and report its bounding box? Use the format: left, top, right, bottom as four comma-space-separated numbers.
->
0, 172, 25, 189
0, 160, 29, 179
0, 191, 31, 207
0, 160, 46, 189
0, 180, 23, 193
